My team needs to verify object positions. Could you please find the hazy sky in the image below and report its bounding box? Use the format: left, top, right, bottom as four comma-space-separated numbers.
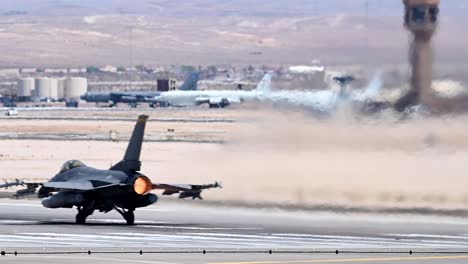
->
0, 0, 465, 17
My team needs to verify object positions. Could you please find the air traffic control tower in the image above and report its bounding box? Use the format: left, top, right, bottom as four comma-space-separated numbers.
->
404, 0, 439, 34
396, 0, 440, 111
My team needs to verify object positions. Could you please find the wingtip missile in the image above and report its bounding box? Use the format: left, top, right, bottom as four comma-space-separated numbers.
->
0, 179, 25, 189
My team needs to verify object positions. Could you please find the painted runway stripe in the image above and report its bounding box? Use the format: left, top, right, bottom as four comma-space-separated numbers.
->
270, 234, 468, 247
0, 236, 165, 247
177, 232, 468, 247
0, 220, 38, 224
386, 233, 468, 240
211, 255, 468, 264
139, 225, 263, 230
2, 232, 467, 248
107, 232, 383, 245
14, 233, 264, 247
14, 255, 175, 264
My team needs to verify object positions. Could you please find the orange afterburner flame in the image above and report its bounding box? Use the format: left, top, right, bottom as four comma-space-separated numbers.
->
134, 176, 152, 195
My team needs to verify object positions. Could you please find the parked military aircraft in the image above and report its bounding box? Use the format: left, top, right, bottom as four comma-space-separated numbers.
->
148, 73, 273, 107
79, 92, 111, 104
80, 72, 199, 107
151, 71, 384, 113
0, 115, 220, 225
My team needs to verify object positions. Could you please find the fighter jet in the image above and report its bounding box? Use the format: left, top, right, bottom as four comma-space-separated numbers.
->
1, 115, 220, 225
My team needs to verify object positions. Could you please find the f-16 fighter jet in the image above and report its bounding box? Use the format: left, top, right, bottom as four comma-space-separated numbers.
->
2, 115, 220, 225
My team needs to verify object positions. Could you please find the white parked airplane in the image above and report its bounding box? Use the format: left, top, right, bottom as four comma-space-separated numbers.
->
149, 73, 273, 108
151, 72, 383, 112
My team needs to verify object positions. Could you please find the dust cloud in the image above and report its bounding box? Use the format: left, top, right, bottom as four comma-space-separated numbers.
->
2, 109, 468, 210
167, 109, 468, 209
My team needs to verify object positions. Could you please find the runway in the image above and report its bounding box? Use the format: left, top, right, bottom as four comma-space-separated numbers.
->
1, 199, 468, 263
5, 253, 468, 264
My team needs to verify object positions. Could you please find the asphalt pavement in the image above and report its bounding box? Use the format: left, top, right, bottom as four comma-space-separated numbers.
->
1, 199, 468, 263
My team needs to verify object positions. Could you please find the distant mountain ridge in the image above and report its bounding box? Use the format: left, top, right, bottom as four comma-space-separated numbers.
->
0, 0, 465, 67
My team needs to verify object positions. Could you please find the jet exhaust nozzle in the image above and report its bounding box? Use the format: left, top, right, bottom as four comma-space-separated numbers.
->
41, 192, 85, 208
134, 175, 152, 195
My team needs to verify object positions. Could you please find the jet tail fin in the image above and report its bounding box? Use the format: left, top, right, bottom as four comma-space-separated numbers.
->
110, 115, 148, 172
179, 72, 199, 91
254, 72, 272, 93
350, 71, 383, 102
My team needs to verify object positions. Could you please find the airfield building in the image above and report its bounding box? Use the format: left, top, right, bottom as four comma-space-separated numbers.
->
157, 79, 177, 92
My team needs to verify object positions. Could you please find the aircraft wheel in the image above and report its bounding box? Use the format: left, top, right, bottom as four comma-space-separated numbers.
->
76, 205, 94, 225
123, 211, 135, 225
76, 212, 87, 224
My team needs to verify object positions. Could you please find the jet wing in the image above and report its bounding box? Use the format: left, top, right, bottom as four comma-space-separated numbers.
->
43, 181, 124, 190
43, 180, 95, 190
2, 178, 220, 200
195, 97, 210, 105
152, 182, 221, 200
1, 179, 124, 199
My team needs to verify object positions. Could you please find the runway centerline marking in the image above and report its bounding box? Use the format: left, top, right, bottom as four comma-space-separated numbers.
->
211, 255, 468, 264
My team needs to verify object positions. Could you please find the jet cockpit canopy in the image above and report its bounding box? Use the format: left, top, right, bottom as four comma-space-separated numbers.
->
59, 160, 85, 173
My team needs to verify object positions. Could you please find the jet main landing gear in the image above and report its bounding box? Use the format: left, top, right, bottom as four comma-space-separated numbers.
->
114, 206, 135, 225
75, 205, 94, 224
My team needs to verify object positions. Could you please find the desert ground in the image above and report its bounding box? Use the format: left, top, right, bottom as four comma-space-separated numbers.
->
2, 107, 468, 211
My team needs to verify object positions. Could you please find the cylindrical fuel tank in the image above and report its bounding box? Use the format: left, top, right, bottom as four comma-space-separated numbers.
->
133, 193, 158, 208
34, 77, 51, 99
41, 192, 85, 208
65, 77, 88, 100
57, 78, 66, 99
49, 78, 58, 100
17, 77, 34, 97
